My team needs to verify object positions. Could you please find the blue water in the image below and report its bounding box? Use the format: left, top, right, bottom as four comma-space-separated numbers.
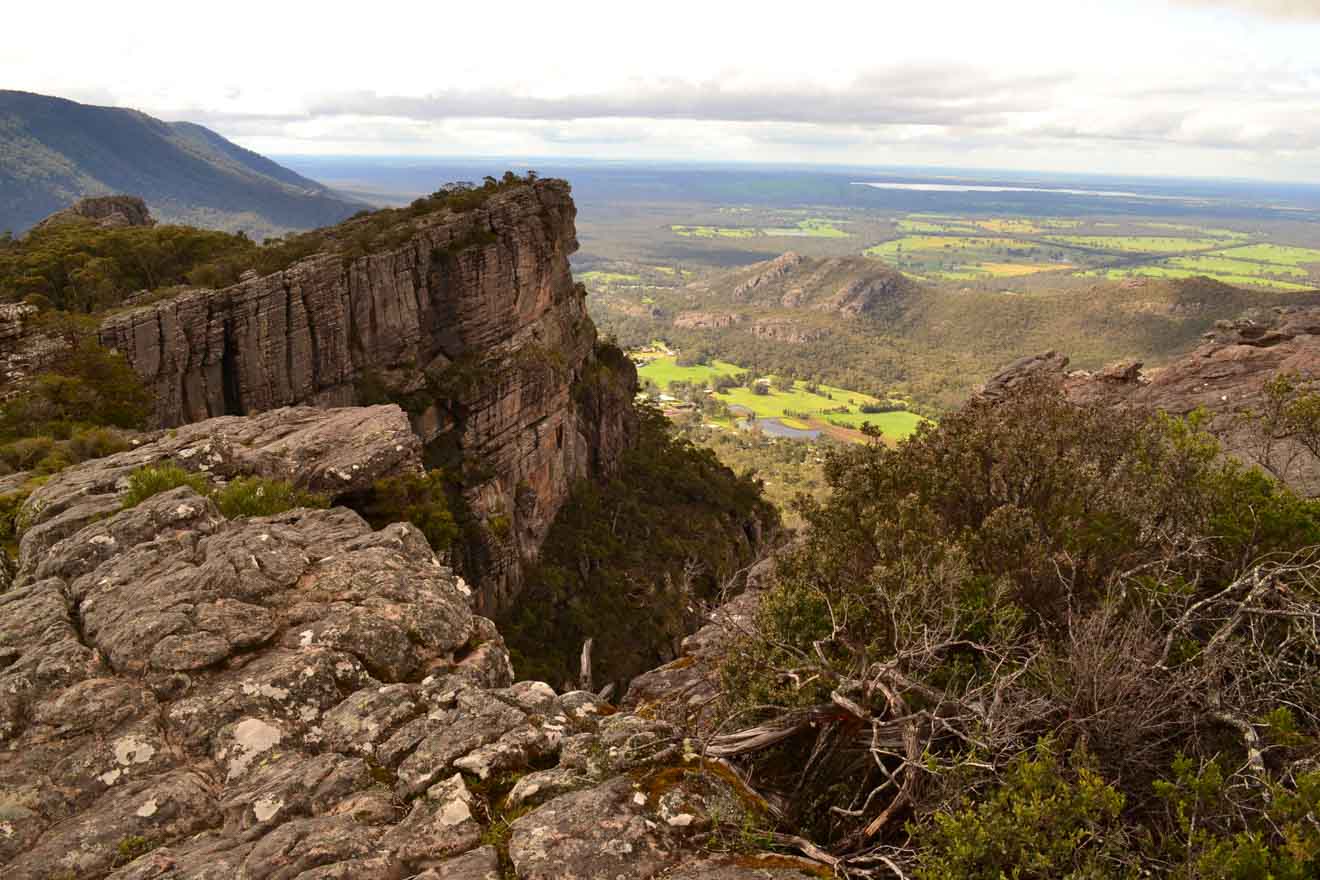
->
738, 417, 821, 441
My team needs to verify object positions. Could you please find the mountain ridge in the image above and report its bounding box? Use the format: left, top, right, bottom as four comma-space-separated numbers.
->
0, 90, 365, 237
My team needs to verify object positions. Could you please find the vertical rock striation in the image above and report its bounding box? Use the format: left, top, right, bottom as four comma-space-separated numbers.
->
97, 180, 638, 611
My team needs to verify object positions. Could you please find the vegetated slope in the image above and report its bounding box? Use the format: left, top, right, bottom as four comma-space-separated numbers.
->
0, 90, 364, 236
592, 250, 1320, 412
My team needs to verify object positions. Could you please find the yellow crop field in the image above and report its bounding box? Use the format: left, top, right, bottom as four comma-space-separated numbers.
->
977, 262, 1071, 277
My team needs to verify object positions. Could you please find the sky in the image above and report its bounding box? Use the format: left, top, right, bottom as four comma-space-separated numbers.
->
6, 0, 1320, 181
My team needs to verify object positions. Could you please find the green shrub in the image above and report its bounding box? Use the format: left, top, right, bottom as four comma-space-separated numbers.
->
0, 436, 56, 471
914, 742, 1128, 880
500, 404, 776, 686
66, 427, 131, 462
362, 469, 458, 552
121, 463, 210, 509
212, 477, 327, 519
716, 380, 1320, 862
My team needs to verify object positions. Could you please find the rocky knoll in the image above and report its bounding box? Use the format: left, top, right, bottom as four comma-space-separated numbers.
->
95, 179, 637, 611
0, 406, 806, 880
30, 195, 156, 233
983, 305, 1320, 490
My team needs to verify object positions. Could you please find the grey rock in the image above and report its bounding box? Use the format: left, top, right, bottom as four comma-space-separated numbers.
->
416, 846, 501, 880
507, 776, 682, 880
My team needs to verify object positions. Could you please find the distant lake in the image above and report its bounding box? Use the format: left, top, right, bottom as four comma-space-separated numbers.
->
851, 182, 1187, 200
738, 417, 821, 441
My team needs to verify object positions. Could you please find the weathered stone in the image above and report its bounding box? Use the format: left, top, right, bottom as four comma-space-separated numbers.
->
506, 767, 594, 809
508, 776, 683, 880
382, 772, 483, 868
395, 687, 528, 796
16, 404, 421, 582
5, 770, 220, 880
31, 195, 155, 232
665, 859, 819, 879
416, 846, 501, 880
982, 306, 1320, 492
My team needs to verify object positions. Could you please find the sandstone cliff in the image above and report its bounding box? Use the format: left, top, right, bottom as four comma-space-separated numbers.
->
95, 180, 637, 611
0, 410, 803, 880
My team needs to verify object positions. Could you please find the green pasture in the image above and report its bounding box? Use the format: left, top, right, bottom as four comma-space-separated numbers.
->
1041, 235, 1234, 253
636, 357, 743, 387
671, 225, 759, 238
1083, 266, 1314, 292
760, 218, 851, 238
638, 355, 929, 441
1165, 255, 1308, 278
579, 271, 642, 285
671, 219, 849, 239
1215, 244, 1320, 266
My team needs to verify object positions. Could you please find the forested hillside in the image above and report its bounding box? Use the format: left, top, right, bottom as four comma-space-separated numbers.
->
0, 90, 363, 237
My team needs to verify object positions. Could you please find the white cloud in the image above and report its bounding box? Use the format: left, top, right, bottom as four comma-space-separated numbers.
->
4, 0, 1320, 179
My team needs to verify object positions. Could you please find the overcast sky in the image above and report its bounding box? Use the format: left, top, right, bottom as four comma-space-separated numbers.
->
7, 0, 1320, 180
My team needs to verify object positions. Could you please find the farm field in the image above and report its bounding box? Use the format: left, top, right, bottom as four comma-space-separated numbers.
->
578, 270, 641, 285
1215, 244, 1320, 266
864, 234, 1073, 281
671, 217, 850, 239
858, 213, 1320, 290
1081, 266, 1315, 292
636, 355, 929, 442
1039, 235, 1235, 253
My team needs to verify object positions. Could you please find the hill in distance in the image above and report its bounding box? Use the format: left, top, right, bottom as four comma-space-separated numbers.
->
592, 250, 1320, 411
0, 90, 365, 238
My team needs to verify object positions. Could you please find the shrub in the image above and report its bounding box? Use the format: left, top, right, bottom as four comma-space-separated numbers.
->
212, 477, 327, 519
715, 380, 1320, 867
362, 469, 459, 552
0, 436, 56, 471
66, 427, 131, 462
913, 741, 1128, 880
500, 404, 776, 687
121, 463, 210, 509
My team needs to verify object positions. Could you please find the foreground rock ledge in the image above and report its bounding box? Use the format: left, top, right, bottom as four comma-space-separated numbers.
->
0, 409, 800, 879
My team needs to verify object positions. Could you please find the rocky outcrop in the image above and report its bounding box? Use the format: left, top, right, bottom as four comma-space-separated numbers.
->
749, 318, 829, 344
30, 195, 155, 233
14, 405, 421, 581
0, 303, 64, 393
673, 311, 743, 330
0, 430, 796, 880
95, 180, 637, 611
982, 306, 1320, 490
731, 252, 805, 300
815, 274, 908, 318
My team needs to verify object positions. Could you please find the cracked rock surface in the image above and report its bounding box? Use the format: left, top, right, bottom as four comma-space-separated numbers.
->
0, 409, 788, 879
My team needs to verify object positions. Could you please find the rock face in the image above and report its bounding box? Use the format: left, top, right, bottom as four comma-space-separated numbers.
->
95, 180, 637, 611
0, 425, 791, 880
982, 306, 1320, 491
14, 405, 422, 582
0, 303, 64, 393
29, 195, 156, 233
749, 318, 830, 344
672, 311, 743, 330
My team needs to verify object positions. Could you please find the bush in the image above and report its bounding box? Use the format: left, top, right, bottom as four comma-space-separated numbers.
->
213, 477, 327, 519
715, 380, 1320, 869
121, 463, 210, 509
66, 427, 131, 462
0, 436, 56, 471
500, 404, 776, 687
361, 469, 458, 552
914, 741, 1128, 880
121, 466, 327, 520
